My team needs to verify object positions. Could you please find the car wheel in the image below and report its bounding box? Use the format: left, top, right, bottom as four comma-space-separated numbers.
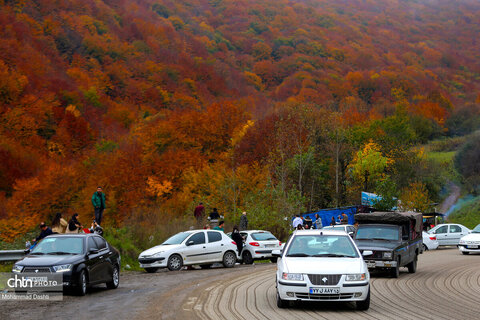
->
242, 251, 254, 265
423, 244, 428, 251
462, 251, 469, 255
356, 287, 370, 310
223, 251, 236, 268
145, 267, 159, 273
167, 254, 183, 271
276, 290, 287, 308
391, 257, 400, 278
270, 257, 278, 263
200, 264, 212, 269
76, 270, 87, 296
106, 265, 119, 289
407, 255, 417, 273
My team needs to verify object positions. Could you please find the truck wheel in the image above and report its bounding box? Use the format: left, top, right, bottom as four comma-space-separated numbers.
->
407, 255, 417, 273
391, 257, 400, 278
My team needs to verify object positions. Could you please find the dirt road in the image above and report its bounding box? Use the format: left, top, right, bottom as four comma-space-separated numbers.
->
2, 249, 479, 320
180, 248, 480, 320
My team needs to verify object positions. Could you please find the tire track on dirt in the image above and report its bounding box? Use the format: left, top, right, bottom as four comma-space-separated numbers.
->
178, 249, 480, 320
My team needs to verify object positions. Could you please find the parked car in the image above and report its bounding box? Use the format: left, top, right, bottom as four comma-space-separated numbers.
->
458, 224, 480, 255
322, 225, 356, 237
428, 223, 470, 246
422, 231, 439, 251
228, 230, 282, 264
138, 229, 238, 272
354, 211, 423, 278
12, 234, 120, 296
274, 229, 371, 310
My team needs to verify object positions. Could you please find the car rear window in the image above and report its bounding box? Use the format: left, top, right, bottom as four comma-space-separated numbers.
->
251, 232, 277, 241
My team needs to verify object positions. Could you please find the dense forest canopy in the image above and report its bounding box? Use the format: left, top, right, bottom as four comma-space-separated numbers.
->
1, 0, 480, 240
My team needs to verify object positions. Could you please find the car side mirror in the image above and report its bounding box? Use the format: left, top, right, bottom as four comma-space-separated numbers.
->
24, 248, 30, 254
186, 240, 195, 246
362, 250, 373, 256
272, 249, 282, 258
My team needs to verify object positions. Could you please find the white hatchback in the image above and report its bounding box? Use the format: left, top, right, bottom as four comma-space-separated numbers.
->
275, 230, 371, 310
138, 230, 238, 272
236, 230, 282, 264
428, 223, 470, 246
458, 224, 480, 255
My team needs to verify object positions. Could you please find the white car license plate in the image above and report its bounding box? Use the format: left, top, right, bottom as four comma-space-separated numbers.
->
265, 244, 276, 248
309, 287, 340, 294
366, 261, 375, 268
466, 245, 478, 249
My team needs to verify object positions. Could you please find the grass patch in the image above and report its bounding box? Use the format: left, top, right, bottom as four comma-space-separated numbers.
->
0, 230, 38, 250
425, 150, 460, 182
0, 262, 14, 272
448, 196, 480, 229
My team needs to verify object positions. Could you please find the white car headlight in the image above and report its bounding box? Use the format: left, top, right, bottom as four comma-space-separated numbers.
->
53, 264, 72, 272
346, 273, 366, 281
152, 252, 164, 258
383, 252, 393, 259
12, 265, 23, 273
282, 273, 303, 281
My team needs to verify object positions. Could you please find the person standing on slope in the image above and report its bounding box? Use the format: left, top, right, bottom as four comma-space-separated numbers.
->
92, 186, 106, 225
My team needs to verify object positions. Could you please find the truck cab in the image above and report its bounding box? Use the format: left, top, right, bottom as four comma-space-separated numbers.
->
354, 212, 423, 278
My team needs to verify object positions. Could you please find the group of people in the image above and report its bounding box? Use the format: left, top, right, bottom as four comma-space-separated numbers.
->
31, 187, 107, 247
193, 203, 250, 255
193, 202, 249, 231
292, 212, 350, 230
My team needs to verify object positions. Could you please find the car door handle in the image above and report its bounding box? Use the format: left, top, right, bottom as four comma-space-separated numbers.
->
221, 244, 224, 246
203, 246, 206, 249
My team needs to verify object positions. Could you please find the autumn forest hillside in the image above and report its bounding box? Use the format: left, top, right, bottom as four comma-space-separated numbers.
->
1, 0, 480, 241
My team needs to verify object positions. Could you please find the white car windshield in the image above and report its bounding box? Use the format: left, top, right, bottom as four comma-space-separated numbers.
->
472, 224, 480, 233
163, 232, 191, 245
286, 235, 358, 258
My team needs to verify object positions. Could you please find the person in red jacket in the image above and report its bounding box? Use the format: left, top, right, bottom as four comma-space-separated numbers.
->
194, 202, 205, 226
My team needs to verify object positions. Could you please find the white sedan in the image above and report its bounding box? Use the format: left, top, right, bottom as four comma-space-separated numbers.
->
428, 223, 470, 246
138, 229, 238, 272
422, 231, 439, 250
275, 229, 371, 310
458, 224, 480, 255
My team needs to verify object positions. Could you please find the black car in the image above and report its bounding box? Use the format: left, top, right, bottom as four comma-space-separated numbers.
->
354, 211, 423, 278
12, 234, 120, 295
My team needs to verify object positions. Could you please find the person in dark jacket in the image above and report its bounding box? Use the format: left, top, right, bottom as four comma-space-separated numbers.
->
92, 186, 106, 225
209, 208, 220, 220
239, 211, 248, 231
66, 213, 82, 234
231, 226, 244, 255
32, 222, 53, 243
